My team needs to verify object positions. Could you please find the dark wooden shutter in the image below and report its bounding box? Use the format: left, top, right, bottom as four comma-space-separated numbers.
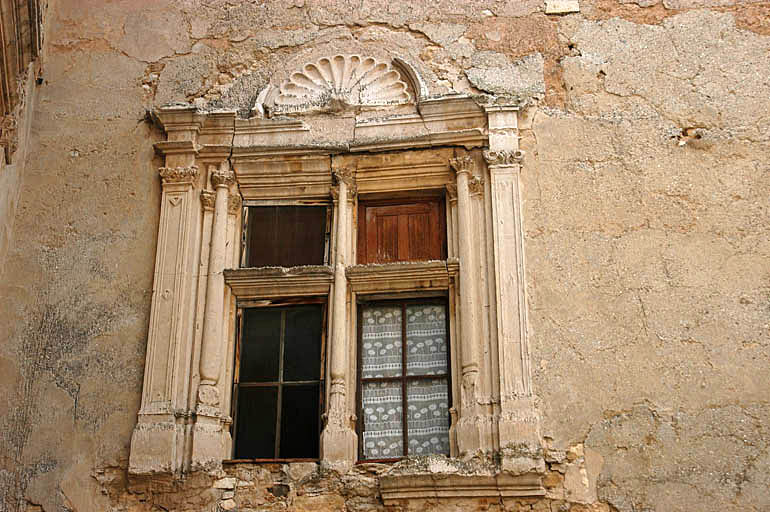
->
358, 199, 445, 264
245, 206, 328, 267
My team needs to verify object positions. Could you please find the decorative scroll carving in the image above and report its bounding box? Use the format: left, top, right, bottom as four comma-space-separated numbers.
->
449, 156, 475, 176
210, 167, 235, 188
274, 55, 411, 113
483, 149, 524, 167
159, 165, 200, 184
200, 190, 216, 210
227, 194, 242, 215
469, 175, 485, 196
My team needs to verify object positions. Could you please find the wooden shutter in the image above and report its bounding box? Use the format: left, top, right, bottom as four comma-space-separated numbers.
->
357, 199, 445, 264
245, 206, 328, 267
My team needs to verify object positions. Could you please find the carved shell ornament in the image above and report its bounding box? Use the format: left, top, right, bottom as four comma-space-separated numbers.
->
273, 55, 411, 113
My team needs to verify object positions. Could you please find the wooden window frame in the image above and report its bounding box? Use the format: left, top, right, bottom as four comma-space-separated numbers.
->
228, 298, 327, 463
356, 296, 452, 463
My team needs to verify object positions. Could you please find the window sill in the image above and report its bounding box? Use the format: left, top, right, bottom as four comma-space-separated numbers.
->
224, 265, 333, 299
223, 458, 319, 465
346, 259, 458, 294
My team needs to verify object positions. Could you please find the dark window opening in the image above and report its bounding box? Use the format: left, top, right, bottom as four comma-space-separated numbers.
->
357, 299, 451, 461
232, 304, 325, 460
357, 198, 446, 264
243, 206, 330, 268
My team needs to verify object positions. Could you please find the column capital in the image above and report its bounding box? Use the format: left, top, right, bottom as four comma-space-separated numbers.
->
483, 149, 524, 167
469, 175, 485, 196
332, 166, 355, 187
210, 165, 235, 188
159, 165, 199, 185
449, 156, 475, 176
446, 183, 458, 201
227, 194, 242, 215
200, 190, 216, 211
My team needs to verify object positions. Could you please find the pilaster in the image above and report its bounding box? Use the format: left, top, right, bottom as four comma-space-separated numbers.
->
129, 163, 202, 475
483, 104, 544, 474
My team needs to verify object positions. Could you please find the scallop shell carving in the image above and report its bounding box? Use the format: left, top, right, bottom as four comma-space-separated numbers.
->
273, 55, 411, 113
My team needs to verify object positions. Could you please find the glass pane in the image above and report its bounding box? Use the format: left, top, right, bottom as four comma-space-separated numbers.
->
361, 381, 403, 459
240, 308, 281, 382
361, 305, 402, 378
405, 304, 448, 376
234, 386, 278, 458
283, 305, 323, 381
406, 378, 450, 456
279, 384, 320, 458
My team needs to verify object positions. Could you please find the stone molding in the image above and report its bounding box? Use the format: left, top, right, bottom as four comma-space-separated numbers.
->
380, 472, 544, 503
346, 260, 457, 293
159, 165, 200, 184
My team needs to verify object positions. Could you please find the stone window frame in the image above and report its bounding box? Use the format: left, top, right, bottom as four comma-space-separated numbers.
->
129, 54, 547, 500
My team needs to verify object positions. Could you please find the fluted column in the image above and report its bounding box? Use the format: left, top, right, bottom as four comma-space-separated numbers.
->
320, 167, 357, 470
191, 162, 235, 470
449, 156, 486, 457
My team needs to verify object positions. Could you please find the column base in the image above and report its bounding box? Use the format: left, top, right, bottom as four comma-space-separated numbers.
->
320, 424, 357, 472
129, 413, 185, 475
191, 411, 230, 471
455, 412, 496, 458
498, 398, 545, 475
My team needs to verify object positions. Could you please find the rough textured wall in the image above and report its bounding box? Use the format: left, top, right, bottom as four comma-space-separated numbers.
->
0, 1, 768, 511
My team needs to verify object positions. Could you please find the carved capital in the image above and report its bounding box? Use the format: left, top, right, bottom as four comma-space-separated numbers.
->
449, 156, 475, 176
159, 165, 200, 184
332, 166, 355, 187
200, 190, 216, 210
210, 166, 235, 188
228, 194, 242, 215
482, 149, 524, 167
446, 183, 458, 201
469, 175, 485, 196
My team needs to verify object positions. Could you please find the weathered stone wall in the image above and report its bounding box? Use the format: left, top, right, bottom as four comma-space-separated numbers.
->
0, 1, 768, 511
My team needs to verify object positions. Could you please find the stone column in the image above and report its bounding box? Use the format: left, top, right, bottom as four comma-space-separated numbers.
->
129, 164, 201, 475
449, 156, 486, 457
320, 167, 357, 470
191, 162, 235, 470
484, 105, 544, 474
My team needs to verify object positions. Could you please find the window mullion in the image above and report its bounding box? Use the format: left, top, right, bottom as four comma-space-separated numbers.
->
275, 309, 287, 458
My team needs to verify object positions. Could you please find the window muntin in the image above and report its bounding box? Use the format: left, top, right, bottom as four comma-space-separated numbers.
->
357, 198, 446, 264
243, 206, 330, 267
358, 300, 451, 461
232, 304, 325, 460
